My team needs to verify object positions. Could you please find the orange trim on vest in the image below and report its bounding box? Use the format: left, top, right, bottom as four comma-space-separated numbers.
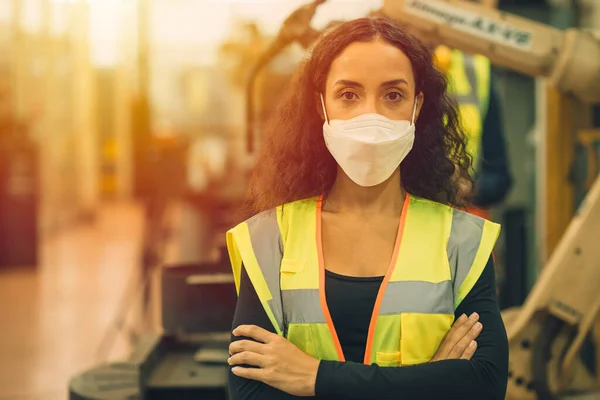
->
465, 206, 490, 220
316, 193, 411, 364
316, 195, 346, 362
363, 192, 410, 364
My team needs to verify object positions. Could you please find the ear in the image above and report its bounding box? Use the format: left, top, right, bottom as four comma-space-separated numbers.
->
415, 92, 424, 121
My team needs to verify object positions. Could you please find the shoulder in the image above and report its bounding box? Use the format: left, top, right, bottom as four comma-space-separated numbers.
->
410, 195, 453, 210
457, 49, 490, 66
473, 54, 490, 64
232, 196, 319, 237
230, 208, 279, 240
448, 207, 499, 250
409, 195, 455, 221
409, 196, 497, 236
410, 196, 500, 256
245, 197, 318, 222
278, 196, 320, 212
450, 207, 487, 234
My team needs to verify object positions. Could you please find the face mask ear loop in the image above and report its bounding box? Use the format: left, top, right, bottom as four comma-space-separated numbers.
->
320, 93, 329, 124
411, 98, 418, 126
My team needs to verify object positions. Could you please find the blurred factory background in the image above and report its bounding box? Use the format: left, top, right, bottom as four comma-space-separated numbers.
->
0, 0, 599, 399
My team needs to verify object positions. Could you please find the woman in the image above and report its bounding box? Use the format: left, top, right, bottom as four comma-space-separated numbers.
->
226, 17, 508, 399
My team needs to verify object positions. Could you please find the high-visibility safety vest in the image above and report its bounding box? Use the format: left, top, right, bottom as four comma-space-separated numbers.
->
446, 49, 491, 164
226, 194, 500, 366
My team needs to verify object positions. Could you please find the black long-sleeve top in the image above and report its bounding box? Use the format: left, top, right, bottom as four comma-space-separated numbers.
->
228, 257, 508, 399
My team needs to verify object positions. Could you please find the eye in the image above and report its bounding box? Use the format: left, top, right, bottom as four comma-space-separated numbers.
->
339, 91, 358, 101
384, 91, 403, 101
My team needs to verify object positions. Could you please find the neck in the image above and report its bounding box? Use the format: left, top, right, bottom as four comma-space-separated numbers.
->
324, 168, 405, 215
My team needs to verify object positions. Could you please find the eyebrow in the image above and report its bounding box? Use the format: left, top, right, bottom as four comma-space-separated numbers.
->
381, 79, 409, 87
333, 79, 409, 88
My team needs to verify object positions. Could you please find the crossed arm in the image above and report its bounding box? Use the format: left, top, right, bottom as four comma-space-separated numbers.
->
228, 258, 508, 400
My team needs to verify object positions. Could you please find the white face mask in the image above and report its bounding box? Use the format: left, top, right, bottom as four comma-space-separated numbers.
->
321, 94, 418, 187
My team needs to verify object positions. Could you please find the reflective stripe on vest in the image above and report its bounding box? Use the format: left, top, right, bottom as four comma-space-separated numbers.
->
226, 209, 285, 336
227, 195, 500, 366
447, 50, 491, 163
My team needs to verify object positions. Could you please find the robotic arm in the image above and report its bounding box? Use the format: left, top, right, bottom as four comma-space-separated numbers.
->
382, 0, 600, 104
245, 0, 326, 153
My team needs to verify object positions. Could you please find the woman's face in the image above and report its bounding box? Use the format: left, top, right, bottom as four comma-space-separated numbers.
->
323, 38, 423, 121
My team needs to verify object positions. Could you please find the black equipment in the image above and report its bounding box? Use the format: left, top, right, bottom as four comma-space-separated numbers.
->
69, 260, 237, 400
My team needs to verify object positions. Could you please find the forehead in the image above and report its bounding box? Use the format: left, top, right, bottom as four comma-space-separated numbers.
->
327, 38, 414, 86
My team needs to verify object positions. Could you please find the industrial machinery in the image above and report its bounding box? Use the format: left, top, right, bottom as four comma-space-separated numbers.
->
69, 258, 237, 399
244, 0, 327, 153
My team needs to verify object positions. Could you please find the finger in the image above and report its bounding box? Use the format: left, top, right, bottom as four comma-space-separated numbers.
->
448, 322, 483, 359
436, 313, 479, 359
229, 339, 267, 356
231, 366, 266, 382
228, 351, 266, 368
233, 325, 279, 343
455, 313, 468, 326
448, 322, 482, 359
441, 314, 467, 343
434, 313, 473, 359
460, 341, 478, 360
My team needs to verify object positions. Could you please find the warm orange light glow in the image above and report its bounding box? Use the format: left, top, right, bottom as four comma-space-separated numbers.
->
51, 0, 123, 4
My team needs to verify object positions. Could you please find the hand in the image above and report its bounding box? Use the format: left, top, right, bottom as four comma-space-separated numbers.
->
228, 325, 320, 397
430, 312, 483, 362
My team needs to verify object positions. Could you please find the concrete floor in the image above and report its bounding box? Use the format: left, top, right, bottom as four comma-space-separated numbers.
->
0, 202, 145, 400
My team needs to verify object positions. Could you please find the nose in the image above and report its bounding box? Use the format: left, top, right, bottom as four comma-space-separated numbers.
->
363, 95, 382, 115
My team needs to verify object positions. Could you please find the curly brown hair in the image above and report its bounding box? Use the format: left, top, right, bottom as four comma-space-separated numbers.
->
244, 17, 473, 217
